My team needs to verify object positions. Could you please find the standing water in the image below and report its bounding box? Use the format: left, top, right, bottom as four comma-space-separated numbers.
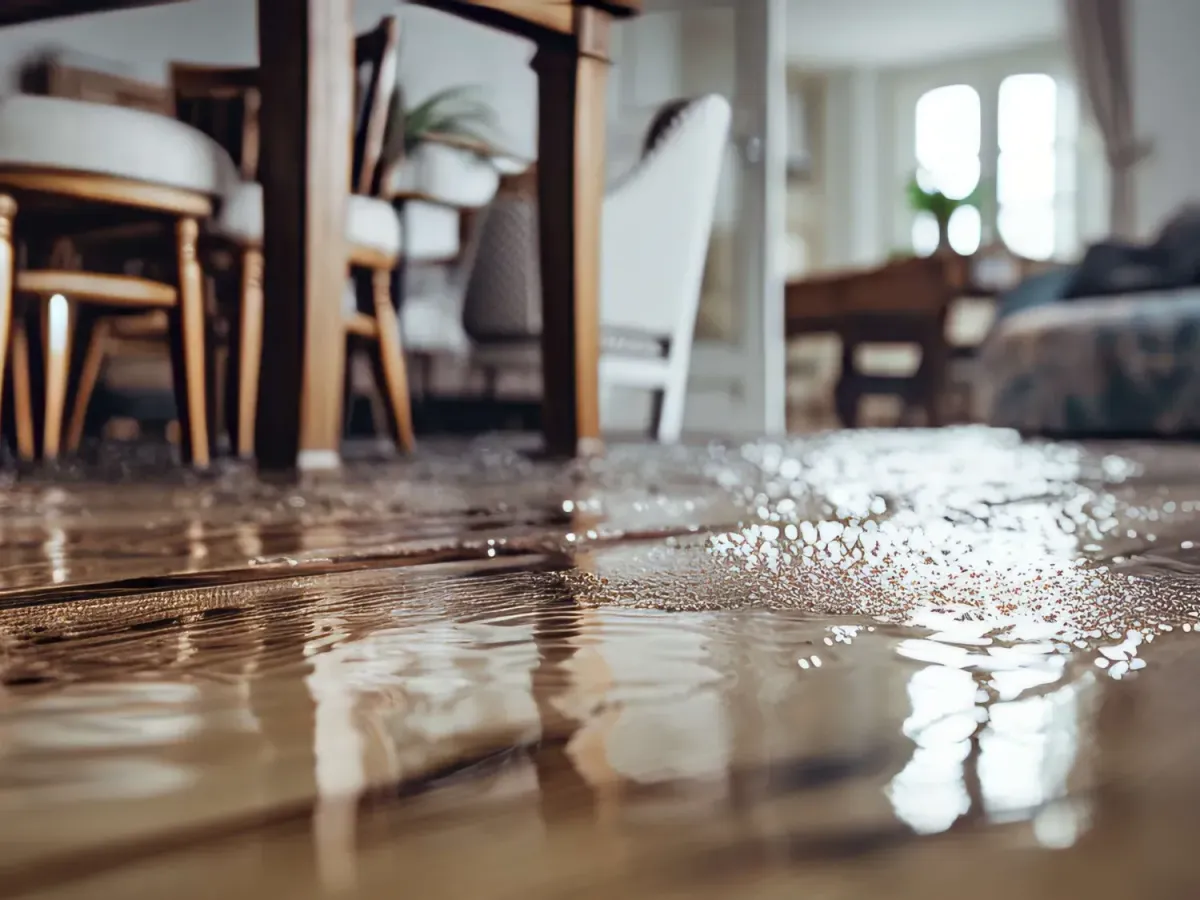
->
0, 427, 1198, 897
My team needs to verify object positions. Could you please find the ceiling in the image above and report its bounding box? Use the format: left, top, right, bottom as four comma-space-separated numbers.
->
786, 0, 1063, 67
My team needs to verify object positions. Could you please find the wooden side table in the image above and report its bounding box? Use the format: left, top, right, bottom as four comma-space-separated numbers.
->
786, 255, 958, 427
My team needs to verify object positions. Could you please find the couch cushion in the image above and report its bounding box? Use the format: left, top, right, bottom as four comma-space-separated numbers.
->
0, 94, 237, 195
215, 182, 402, 258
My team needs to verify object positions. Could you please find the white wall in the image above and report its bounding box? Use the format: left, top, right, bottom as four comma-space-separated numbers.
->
816, 39, 1102, 270
1130, 0, 1200, 237
390, 6, 537, 158
0, 0, 541, 156
0, 0, 257, 88
816, 68, 883, 270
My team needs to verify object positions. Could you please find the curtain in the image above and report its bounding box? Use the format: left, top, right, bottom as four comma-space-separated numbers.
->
1064, 0, 1151, 239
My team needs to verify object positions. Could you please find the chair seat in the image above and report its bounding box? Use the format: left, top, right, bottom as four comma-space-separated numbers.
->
215, 182, 403, 258
0, 94, 237, 195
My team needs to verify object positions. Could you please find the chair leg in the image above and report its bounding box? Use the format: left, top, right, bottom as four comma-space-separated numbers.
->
234, 248, 263, 460
652, 362, 689, 444
368, 267, 415, 453
835, 335, 861, 428
172, 217, 210, 467
341, 343, 358, 436
65, 317, 111, 454
481, 366, 498, 399
0, 196, 14, 452
40, 294, 76, 461
10, 313, 36, 461
917, 322, 948, 428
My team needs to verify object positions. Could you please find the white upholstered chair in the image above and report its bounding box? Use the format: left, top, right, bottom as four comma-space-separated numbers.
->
467, 94, 732, 442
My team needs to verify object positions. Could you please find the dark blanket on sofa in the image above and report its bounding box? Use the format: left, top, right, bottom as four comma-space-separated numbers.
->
994, 204, 1200, 323
1064, 204, 1200, 299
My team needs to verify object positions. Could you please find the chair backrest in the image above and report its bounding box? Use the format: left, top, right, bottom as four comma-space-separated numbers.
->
462, 169, 542, 340
20, 55, 172, 114
169, 15, 399, 197
352, 15, 400, 197
600, 94, 731, 344
463, 98, 732, 348
172, 64, 260, 180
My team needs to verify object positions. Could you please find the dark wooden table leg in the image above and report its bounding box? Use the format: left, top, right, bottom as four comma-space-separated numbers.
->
256, 0, 353, 471
532, 9, 610, 457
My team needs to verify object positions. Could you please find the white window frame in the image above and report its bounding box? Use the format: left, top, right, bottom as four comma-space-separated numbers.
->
882, 42, 1105, 263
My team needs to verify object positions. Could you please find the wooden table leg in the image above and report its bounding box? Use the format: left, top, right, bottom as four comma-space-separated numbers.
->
255, 0, 353, 470
532, 9, 610, 457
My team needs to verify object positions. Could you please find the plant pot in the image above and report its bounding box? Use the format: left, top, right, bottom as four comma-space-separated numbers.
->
391, 140, 500, 207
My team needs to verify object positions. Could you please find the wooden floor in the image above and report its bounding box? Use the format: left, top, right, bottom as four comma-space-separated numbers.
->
4, 430, 1200, 897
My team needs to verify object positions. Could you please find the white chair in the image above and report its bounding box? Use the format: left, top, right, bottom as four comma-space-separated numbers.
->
466, 94, 732, 442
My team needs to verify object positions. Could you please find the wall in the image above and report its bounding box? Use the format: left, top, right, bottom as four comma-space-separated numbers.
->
0, 0, 541, 156
1130, 0, 1200, 237
815, 40, 1093, 270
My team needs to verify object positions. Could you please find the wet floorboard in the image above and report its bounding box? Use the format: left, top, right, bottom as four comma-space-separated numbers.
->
3, 428, 1200, 896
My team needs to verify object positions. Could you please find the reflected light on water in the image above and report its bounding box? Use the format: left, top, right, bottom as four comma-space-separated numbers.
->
887, 665, 977, 834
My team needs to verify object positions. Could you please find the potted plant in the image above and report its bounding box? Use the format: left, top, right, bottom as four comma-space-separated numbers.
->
906, 172, 985, 253
382, 84, 497, 171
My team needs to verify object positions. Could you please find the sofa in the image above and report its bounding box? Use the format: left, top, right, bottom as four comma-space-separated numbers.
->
978, 209, 1200, 436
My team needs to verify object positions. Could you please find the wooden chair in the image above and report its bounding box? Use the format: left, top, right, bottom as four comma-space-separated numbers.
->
0, 91, 237, 466
67, 15, 414, 460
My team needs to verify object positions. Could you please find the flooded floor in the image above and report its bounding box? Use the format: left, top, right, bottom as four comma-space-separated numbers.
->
3, 428, 1200, 897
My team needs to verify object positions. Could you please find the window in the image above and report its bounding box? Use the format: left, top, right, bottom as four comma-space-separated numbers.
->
908, 71, 1065, 261
912, 85, 982, 256
997, 73, 1058, 260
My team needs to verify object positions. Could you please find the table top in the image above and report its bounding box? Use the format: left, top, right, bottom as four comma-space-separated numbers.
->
411, 0, 640, 39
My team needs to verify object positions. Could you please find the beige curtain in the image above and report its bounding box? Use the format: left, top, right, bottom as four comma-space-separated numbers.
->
1064, 0, 1150, 238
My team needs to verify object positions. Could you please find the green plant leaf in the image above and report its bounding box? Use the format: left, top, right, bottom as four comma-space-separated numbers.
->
398, 85, 496, 154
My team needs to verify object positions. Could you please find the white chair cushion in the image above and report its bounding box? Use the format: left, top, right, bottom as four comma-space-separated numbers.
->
492, 155, 531, 176
400, 290, 470, 354
0, 94, 238, 195
391, 142, 499, 208
399, 201, 462, 262
215, 181, 402, 258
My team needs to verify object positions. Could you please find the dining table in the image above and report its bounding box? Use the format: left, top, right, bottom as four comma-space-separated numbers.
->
1, 0, 641, 469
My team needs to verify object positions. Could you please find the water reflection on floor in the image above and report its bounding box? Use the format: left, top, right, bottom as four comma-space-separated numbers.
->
3, 428, 1200, 896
